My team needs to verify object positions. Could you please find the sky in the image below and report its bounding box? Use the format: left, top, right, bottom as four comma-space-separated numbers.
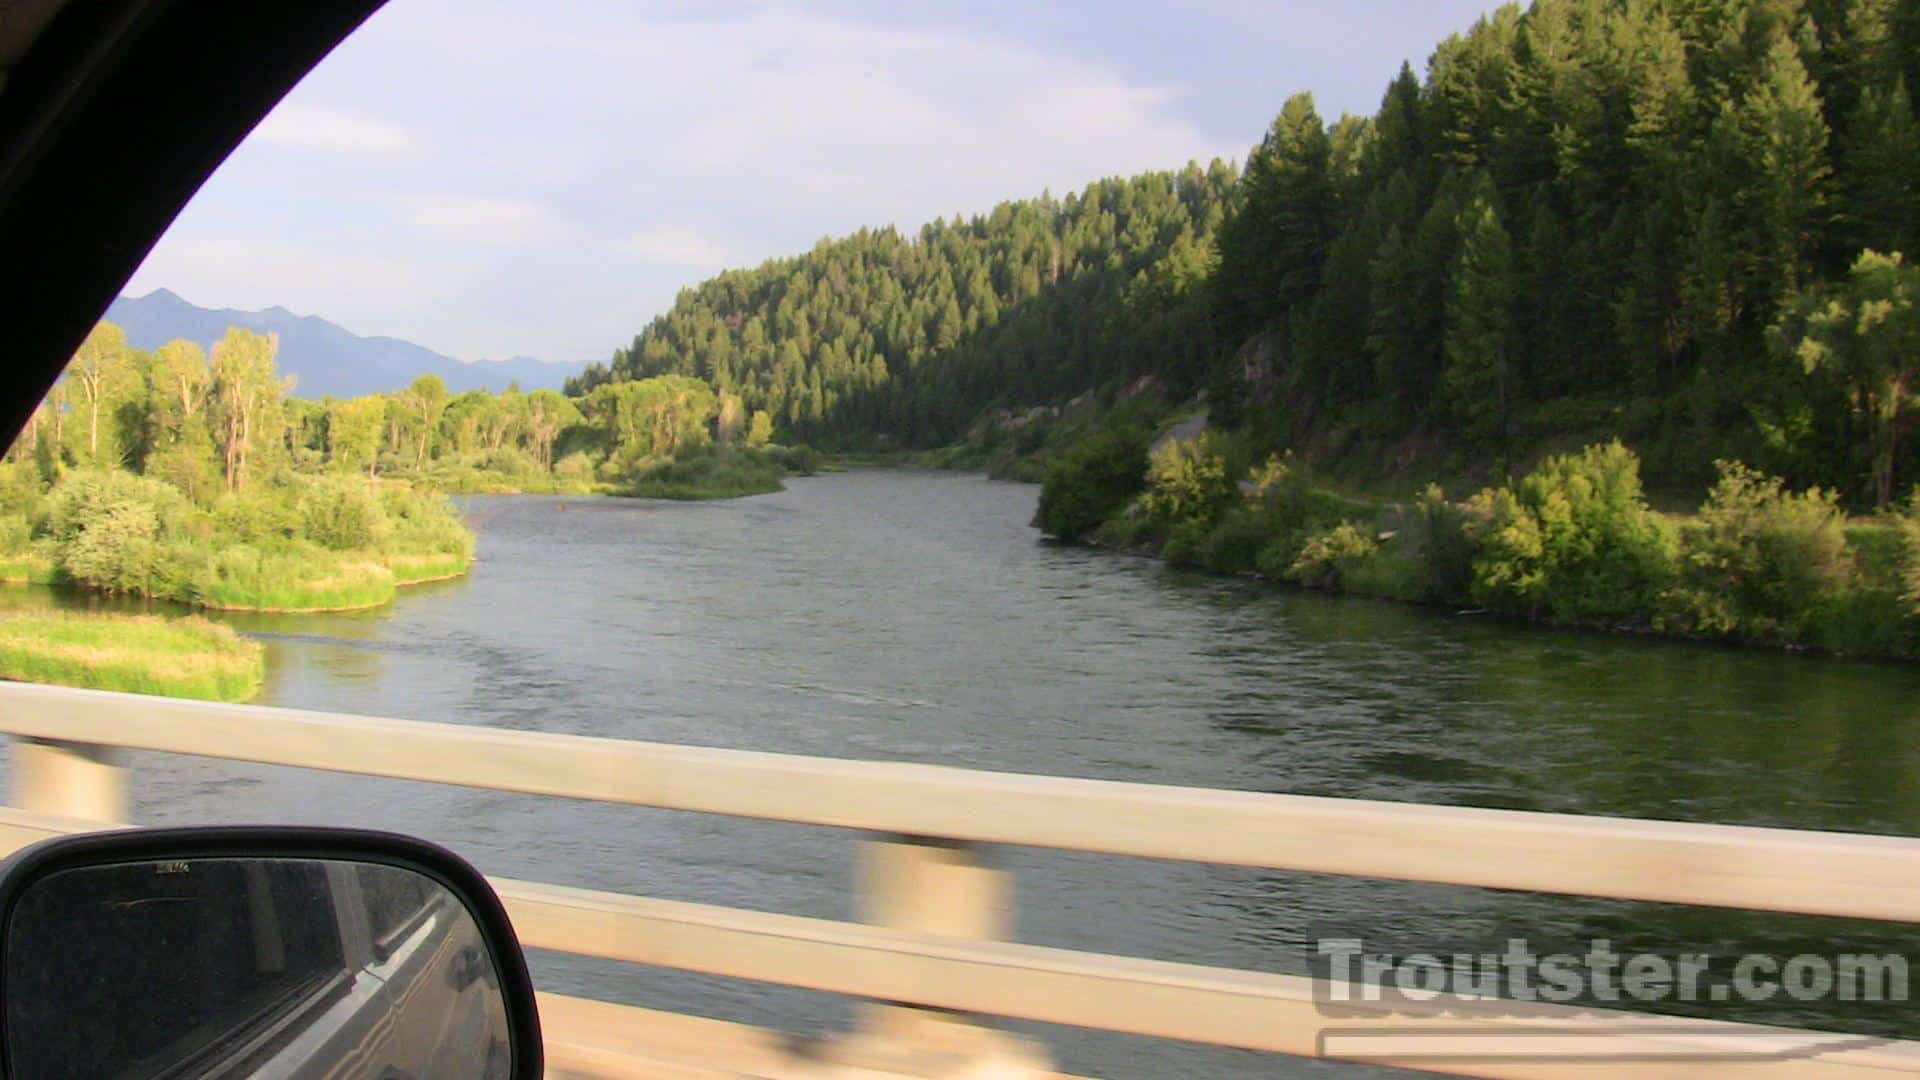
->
124, 1, 1505, 367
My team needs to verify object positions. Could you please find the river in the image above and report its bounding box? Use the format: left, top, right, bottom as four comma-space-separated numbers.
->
8, 471, 1920, 1077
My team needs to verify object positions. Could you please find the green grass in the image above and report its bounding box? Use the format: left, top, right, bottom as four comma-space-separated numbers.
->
0, 550, 54, 585
625, 477, 785, 499
383, 550, 474, 585
0, 610, 264, 701
619, 456, 786, 500
195, 548, 398, 612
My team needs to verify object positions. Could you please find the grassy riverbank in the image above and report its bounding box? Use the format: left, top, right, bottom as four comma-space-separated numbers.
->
0, 466, 475, 614
1038, 427, 1920, 662
0, 610, 264, 701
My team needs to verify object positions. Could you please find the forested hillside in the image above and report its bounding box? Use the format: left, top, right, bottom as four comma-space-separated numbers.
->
1210, 0, 1920, 502
581, 0, 1919, 507
571, 164, 1239, 446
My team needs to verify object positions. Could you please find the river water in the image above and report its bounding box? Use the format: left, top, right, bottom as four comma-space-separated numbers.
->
9, 471, 1920, 1077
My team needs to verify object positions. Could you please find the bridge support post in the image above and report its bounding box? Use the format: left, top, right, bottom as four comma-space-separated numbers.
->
14, 738, 125, 824
813, 836, 1054, 1078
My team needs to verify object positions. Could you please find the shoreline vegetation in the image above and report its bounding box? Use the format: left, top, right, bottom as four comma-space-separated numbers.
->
0, 321, 816, 698
1023, 406, 1920, 663
12, 0, 1920, 690
0, 610, 263, 701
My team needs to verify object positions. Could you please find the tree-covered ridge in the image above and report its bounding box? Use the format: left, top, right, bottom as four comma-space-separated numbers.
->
571, 162, 1239, 446
574, 0, 1919, 507
1211, 0, 1920, 502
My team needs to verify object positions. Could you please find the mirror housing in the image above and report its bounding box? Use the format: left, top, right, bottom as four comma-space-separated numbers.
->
0, 827, 543, 1079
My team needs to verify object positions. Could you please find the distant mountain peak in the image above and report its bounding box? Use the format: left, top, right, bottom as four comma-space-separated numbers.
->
105, 292, 585, 399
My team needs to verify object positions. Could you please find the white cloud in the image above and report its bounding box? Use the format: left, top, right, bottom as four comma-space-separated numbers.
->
251, 104, 418, 156
131, 1, 1247, 362
124, 234, 446, 327
402, 196, 557, 245
625, 225, 735, 269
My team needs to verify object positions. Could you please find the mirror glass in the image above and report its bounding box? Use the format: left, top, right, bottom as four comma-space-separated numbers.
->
3, 857, 512, 1079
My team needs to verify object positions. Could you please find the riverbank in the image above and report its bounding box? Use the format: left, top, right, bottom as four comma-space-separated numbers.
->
0, 610, 264, 701
419, 444, 818, 501
1038, 431, 1920, 663
0, 467, 477, 615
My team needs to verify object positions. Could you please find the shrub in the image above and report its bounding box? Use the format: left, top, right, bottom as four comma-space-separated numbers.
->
1034, 424, 1150, 540
0, 514, 30, 554
781, 444, 822, 475
63, 500, 160, 593
1405, 484, 1475, 606
1288, 522, 1379, 589
1245, 452, 1314, 533
1342, 548, 1427, 602
1090, 511, 1155, 550
625, 455, 784, 499
1255, 534, 1307, 580
1198, 509, 1275, 575
1659, 462, 1853, 640
1141, 432, 1236, 527
1162, 517, 1211, 567
44, 471, 193, 594
300, 477, 385, 551
1463, 441, 1676, 622
145, 440, 222, 507
380, 486, 474, 558
0, 462, 43, 520
213, 487, 301, 545
46, 470, 190, 543
1900, 490, 1920, 616
553, 452, 596, 486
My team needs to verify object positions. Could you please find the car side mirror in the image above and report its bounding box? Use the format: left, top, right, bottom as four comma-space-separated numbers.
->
0, 827, 542, 1079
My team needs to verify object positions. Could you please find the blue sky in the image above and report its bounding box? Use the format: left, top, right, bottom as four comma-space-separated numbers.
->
125, 1, 1505, 367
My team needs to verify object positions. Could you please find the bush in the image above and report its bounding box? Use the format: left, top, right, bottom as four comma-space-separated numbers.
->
1245, 452, 1315, 533
1405, 484, 1475, 606
213, 487, 301, 545
781, 444, 821, 475
1901, 491, 1920, 617
1034, 424, 1150, 540
1288, 522, 1379, 589
1659, 462, 1853, 640
553, 452, 596, 486
1198, 509, 1274, 575
1141, 432, 1236, 527
300, 477, 385, 551
1162, 517, 1211, 567
1463, 442, 1676, 622
45, 471, 194, 595
624, 455, 784, 499
1342, 548, 1427, 602
1255, 534, 1307, 580
380, 485, 474, 557
145, 440, 222, 507
0, 462, 44, 520
64, 500, 160, 593
0, 514, 30, 554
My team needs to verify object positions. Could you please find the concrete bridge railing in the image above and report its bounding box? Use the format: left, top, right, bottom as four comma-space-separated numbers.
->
1, 681, 1918, 1078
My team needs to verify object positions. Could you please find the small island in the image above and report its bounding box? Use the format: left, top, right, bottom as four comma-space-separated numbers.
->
0, 323, 819, 699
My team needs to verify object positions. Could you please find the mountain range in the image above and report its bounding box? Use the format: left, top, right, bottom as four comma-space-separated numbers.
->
104, 289, 585, 399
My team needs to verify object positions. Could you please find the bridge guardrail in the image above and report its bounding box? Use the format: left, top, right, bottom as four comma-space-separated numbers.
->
2, 682, 1917, 1077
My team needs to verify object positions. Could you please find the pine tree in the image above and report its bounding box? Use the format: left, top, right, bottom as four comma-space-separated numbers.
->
1839, 77, 1920, 257
1740, 31, 1834, 298
1442, 182, 1516, 454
